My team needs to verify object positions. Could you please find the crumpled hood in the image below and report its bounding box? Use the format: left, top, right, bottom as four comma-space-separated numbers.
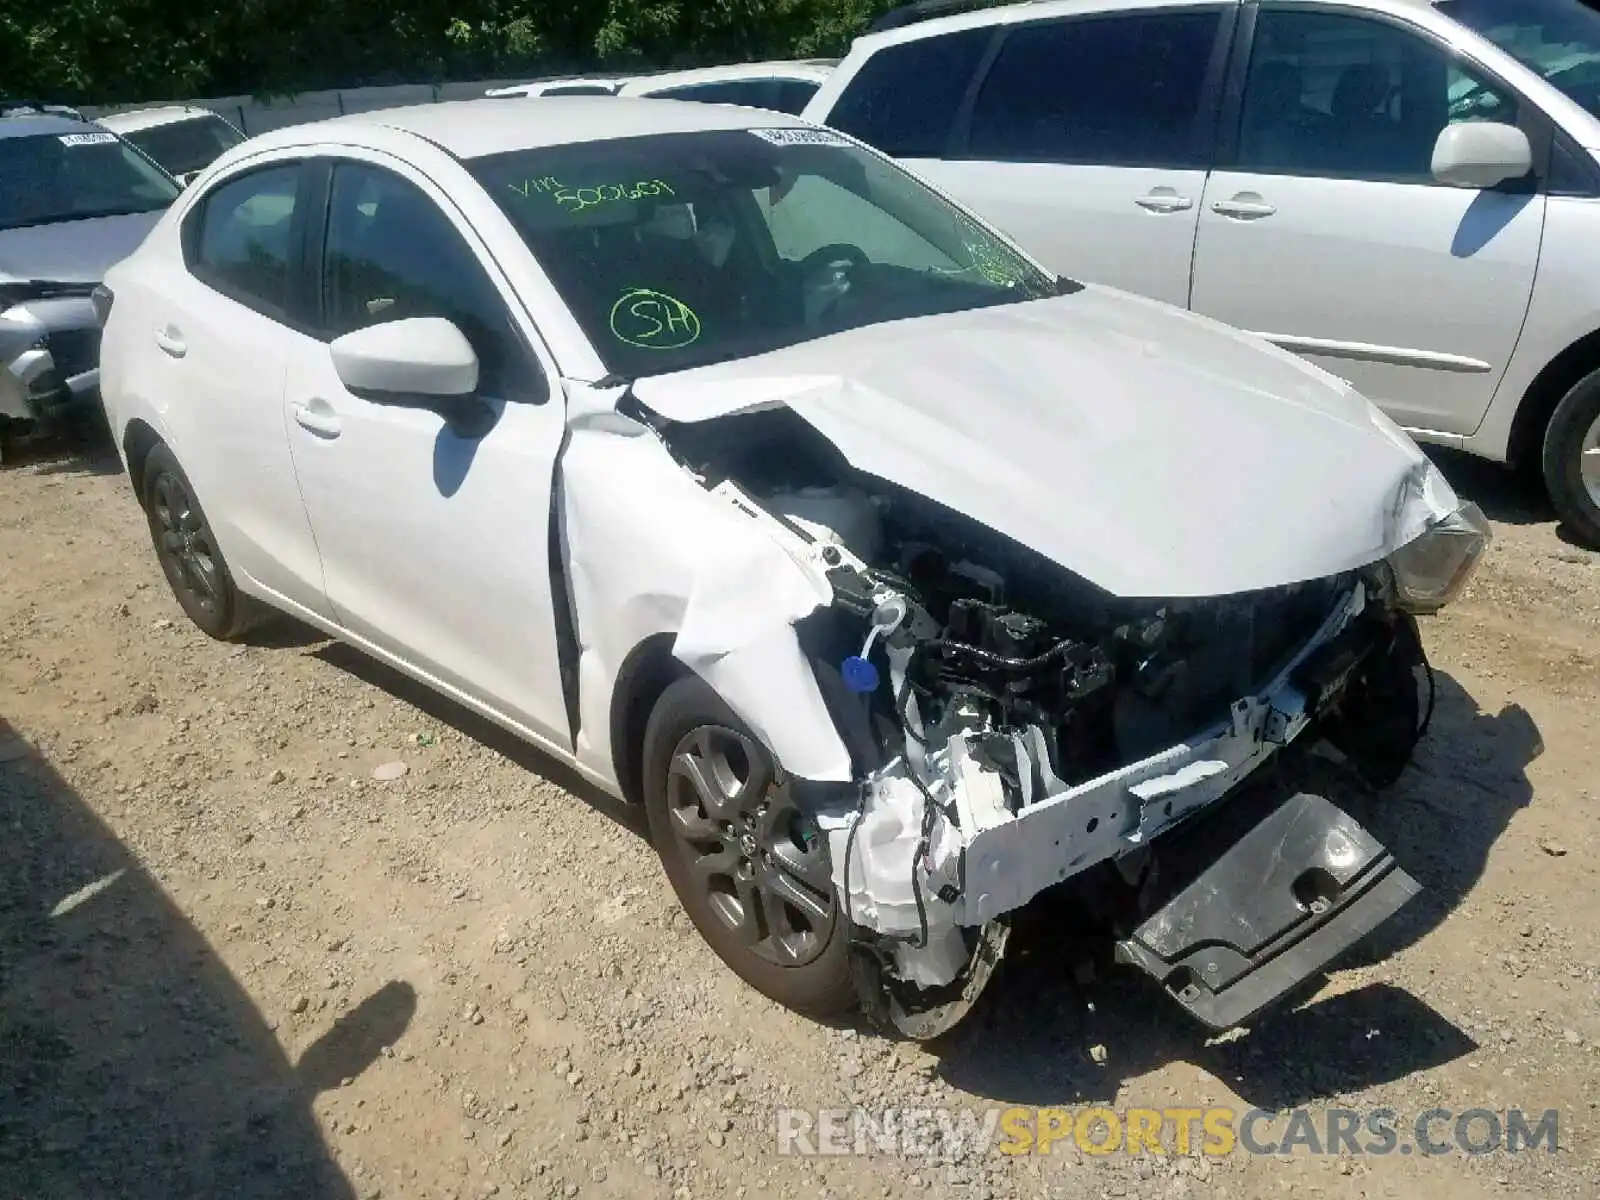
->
0, 209, 163, 286
630, 286, 1456, 598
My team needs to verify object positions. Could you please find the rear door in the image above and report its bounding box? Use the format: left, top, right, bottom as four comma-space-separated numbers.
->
139, 158, 335, 620
1188, 4, 1547, 435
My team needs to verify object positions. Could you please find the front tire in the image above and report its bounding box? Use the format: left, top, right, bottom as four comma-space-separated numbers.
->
1542, 369, 1600, 548
642, 675, 855, 1018
141, 443, 270, 640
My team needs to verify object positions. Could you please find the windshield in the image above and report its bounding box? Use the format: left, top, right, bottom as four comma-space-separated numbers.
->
1440, 0, 1600, 117
0, 131, 179, 232
470, 128, 1060, 376
123, 114, 244, 177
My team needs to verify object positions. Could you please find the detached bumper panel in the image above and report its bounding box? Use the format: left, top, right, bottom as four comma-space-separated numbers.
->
1115, 791, 1418, 1030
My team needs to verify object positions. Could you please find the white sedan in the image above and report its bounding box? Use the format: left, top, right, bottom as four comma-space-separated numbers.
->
99, 97, 1489, 1038
486, 58, 835, 115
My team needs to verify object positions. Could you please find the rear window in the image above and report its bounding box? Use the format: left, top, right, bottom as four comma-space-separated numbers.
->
825, 28, 994, 158
122, 114, 243, 178
647, 78, 824, 115
772, 79, 823, 115
647, 81, 772, 107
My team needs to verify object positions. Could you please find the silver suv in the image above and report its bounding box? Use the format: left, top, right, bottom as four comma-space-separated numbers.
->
1, 106, 180, 457
805, 0, 1600, 546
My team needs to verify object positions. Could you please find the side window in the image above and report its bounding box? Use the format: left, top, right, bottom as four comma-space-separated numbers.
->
758, 173, 960, 272
826, 27, 994, 158
1236, 10, 1521, 182
190, 164, 301, 319
966, 11, 1224, 167
321, 164, 543, 401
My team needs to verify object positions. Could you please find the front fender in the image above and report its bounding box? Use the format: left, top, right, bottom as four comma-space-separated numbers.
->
560, 417, 852, 785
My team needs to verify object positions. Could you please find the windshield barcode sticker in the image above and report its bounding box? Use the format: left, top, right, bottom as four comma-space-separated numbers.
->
58, 132, 118, 147
748, 127, 850, 147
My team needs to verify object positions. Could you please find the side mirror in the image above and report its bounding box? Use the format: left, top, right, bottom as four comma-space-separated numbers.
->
330, 316, 479, 400
1431, 122, 1532, 189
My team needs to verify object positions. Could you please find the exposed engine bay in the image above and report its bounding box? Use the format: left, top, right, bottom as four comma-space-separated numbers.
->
651, 404, 1430, 1039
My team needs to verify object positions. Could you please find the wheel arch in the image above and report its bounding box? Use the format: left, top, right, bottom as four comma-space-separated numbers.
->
1507, 326, 1600, 471
607, 632, 691, 806
121, 418, 165, 505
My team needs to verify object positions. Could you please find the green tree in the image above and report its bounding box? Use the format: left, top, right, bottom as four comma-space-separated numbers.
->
1, 0, 905, 104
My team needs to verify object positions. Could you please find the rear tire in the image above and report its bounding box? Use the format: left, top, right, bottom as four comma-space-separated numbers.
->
642, 675, 855, 1019
141, 443, 272, 641
0, 417, 28, 466
1542, 369, 1600, 548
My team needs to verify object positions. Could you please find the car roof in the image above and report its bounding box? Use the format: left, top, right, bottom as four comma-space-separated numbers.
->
248, 96, 810, 160
488, 58, 838, 99
857, 0, 1442, 48
0, 111, 92, 139
96, 105, 218, 133
622, 60, 836, 93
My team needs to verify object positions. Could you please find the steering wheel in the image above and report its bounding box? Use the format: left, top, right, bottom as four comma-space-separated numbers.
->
797, 243, 870, 327
799, 243, 871, 274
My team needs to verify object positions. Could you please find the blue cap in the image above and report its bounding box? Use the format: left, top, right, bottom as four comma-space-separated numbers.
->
841, 655, 880, 693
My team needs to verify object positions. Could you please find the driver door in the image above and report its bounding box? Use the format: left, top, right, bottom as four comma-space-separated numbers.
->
282, 157, 573, 748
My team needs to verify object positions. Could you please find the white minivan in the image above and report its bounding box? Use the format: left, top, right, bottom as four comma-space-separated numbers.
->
805, 0, 1600, 545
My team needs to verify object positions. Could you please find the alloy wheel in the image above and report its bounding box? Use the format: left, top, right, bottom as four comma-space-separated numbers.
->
663, 724, 837, 967
150, 471, 220, 615
1582, 410, 1600, 510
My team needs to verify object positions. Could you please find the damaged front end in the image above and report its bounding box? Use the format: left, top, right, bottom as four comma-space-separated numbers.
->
648, 405, 1485, 1039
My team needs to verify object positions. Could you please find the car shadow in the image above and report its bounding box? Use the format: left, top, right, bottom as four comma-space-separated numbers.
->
240, 616, 333, 651
928, 666, 1535, 1110
308, 642, 646, 838
1337, 670, 1541, 964
1424, 446, 1552, 527
0, 718, 412, 1198
1422, 446, 1597, 550
1450, 190, 1534, 260
1, 439, 124, 479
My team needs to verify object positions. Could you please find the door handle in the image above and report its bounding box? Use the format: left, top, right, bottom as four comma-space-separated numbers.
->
292, 402, 342, 439
153, 328, 186, 358
1212, 194, 1277, 219
1134, 189, 1194, 214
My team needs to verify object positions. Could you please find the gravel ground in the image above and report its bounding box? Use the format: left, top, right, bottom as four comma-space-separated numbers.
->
2, 440, 1597, 1200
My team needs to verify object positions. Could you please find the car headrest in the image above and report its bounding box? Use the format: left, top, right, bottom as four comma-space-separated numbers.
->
1332, 63, 1392, 118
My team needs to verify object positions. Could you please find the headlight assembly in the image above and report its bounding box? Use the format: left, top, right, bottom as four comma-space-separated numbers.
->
1386, 501, 1492, 614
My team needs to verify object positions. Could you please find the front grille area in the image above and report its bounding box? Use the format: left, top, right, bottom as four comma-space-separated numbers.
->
46, 327, 101, 378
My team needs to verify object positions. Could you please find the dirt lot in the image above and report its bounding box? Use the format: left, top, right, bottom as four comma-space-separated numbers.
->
2, 441, 1597, 1200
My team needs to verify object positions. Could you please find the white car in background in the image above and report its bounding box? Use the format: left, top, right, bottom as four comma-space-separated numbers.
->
488, 59, 836, 114
97, 105, 246, 185
97, 97, 1487, 1039
805, 0, 1600, 546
